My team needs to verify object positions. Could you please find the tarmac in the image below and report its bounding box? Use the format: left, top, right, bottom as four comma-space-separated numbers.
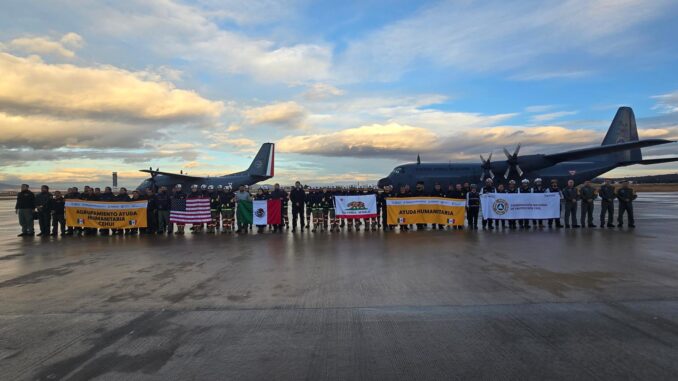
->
0, 193, 677, 380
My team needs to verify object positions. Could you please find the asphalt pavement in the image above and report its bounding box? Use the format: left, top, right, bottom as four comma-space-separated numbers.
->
0, 194, 677, 380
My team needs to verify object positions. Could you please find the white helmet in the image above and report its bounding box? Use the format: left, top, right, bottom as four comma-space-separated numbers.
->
509, 180, 516, 185
225, 185, 232, 191
191, 184, 198, 189
217, 184, 223, 190
200, 184, 207, 190
176, 184, 182, 189
208, 185, 214, 190
534, 178, 542, 184
521, 179, 530, 184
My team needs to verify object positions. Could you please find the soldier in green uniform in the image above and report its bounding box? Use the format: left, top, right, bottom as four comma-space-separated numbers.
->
579, 180, 597, 228
562, 179, 580, 228
616, 181, 637, 228
599, 179, 616, 228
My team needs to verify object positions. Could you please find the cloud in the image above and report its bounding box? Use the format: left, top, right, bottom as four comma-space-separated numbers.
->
0, 147, 199, 167
279, 122, 601, 161
652, 91, 678, 113
0, 52, 224, 122
3, 33, 84, 58
243, 101, 307, 128
278, 123, 439, 157
530, 111, 578, 122
303, 83, 345, 101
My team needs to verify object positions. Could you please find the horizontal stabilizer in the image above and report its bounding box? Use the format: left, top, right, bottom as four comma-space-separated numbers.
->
139, 169, 202, 180
619, 157, 678, 166
545, 139, 673, 163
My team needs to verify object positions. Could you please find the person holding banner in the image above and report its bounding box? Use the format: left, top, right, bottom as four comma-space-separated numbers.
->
396, 184, 411, 231
518, 179, 532, 229
548, 179, 564, 228
531, 178, 547, 228
49, 191, 66, 236
562, 180, 580, 228
378, 185, 393, 231
495, 183, 507, 229
466, 184, 480, 229
480, 178, 496, 230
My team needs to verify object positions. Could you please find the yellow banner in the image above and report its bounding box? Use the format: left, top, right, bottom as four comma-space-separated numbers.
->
386, 197, 466, 226
65, 200, 148, 229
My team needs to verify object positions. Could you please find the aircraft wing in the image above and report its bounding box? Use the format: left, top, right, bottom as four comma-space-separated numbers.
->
618, 157, 678, 166
544, 139, 673, 163
139, 169, 203, 180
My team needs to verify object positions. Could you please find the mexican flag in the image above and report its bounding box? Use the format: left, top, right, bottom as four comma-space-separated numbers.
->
237, 199, 282, 225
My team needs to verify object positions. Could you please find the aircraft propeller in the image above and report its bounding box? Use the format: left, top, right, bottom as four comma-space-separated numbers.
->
148, 167, 160, 190
503, 143, 523, 179
479, 153, 495, 181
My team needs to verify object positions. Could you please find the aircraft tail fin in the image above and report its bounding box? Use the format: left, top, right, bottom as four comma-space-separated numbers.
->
246, 143, 275, 178
600, 107, 642, 163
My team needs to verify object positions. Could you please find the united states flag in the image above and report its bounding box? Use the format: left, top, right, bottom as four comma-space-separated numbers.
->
170, 198, 211, 223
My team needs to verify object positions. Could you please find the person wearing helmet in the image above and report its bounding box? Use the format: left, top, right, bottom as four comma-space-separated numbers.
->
220, 185, 236, 233
531, 178, 547, 228
480, 178, 496, 230
188, 184, 205, 233
547, 179, 564, 228
504, 180, 518, 229
169, 184, 186, 234
207, 185, 219, 233
518, 179, 532, 229
494, 183, 507, 230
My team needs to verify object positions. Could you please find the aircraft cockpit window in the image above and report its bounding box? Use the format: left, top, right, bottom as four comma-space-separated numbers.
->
391, 167, 405, 175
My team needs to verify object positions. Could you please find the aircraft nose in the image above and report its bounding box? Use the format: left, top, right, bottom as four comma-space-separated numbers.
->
377, 177, 391, 188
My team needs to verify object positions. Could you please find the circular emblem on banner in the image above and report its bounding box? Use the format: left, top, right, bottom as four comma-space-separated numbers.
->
255, 160, 263, 169
493, 199, 509, 215
255, 208, 265, 218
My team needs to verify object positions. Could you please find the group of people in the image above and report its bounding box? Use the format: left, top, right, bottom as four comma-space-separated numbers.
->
13, 177, 638, 237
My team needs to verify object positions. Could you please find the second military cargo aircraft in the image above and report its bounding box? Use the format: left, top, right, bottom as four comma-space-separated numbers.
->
378, 107, 678, 189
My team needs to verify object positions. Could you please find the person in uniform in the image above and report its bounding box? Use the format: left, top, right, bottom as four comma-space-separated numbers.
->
156, 186, 171, 234
518, 179, 532, 229
207, 185, 220, 233
144, 188, 158, 234
187, 185, 204, 233
547, 179, 563, 228
494, 183, 507, 229
15, 184, 36, 237
234, 185, 250, 233
562, 180, 580, 228
290, 181, 306, 232
480, 178, 496, 230
505, 181, 518, 229
50, 190, 66, 236
321, 187, 335, 232
64, 187, 81, 236
97, 187, 115, 235
616, 181, 637, 228
220, 186, 236, 233
579, 180, 597, 228
466, 184, 480, 230
445, 184, 463, 230
531, 178, 547, 228
599, 179, 615, 228
170, 184, 186, 234
35, 185, 53, 236
412, 181, 427, 231
379, 185, 393, 231
81, 186, 98, 235
396, 184, 411, 231
281, 185, 290, 230
128, 190, 141, 235
270, 183, 286, 233
254, 187, 268, 233
112, 187, 130, 235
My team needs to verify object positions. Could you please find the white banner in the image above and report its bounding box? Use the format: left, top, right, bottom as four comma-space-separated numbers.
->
480, 193, 560, 219
334, 195, 377, 219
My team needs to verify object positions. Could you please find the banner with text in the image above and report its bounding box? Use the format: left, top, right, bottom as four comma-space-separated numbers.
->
480, 193, 560, 219
386, 197, 466, 226
334, 194, 377, 219
66, 200, 148, 229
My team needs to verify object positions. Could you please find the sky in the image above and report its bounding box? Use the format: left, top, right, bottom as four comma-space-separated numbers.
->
1, 0, 678, 189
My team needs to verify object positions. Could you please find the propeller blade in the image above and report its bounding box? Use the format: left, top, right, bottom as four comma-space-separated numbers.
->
503, 147, 512, 160
480, 173, 485, 181
516, 165, 523, 177
489, 170, 495, 179
513, 143, 521, 157
480, 154, 486, 163
504, 167, 510, 179
488, 152, 492, 162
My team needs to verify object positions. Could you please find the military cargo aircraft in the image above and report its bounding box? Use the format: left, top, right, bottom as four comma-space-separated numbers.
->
378, 107, 678, 189
136, 143, 274, 191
